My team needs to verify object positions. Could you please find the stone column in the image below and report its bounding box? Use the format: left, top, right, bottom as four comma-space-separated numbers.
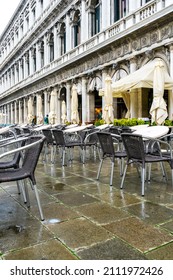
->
14, 63, 18, 84
102, 0, 110, 29
81, 0, 88, 43
66, 13, 71, 52
11, 67, 15, 86
36, 0, 41, 18
14, 101, 18, 124
81, 76, 87, 125
11, 103, 14, 124
55, 86, 59, 124
102, 68, 108, 110
4, 105, 7, 124
49, 87, 58, 124
57, 91, 61, 124
36, 41, 41, 71
54, 24, 58, 60
19, 59, 23, 81
23, 97, 27, 124
88, 10, 94, 38
29, 49, 34, 75
44, 89, 49, 117
18, 99, 23, 124
24, 53, 29, 78
130, 58, 138, 118
44, 0, 50, 9
66, 82, 71, 122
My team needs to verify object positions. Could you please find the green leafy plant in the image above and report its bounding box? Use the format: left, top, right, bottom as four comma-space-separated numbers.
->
113, 118, 146, 127
164, 119, 173, 126
94, 119, 105, 126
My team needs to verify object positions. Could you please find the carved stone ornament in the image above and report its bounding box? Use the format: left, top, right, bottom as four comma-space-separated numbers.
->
161, 26, 171, 40
123, 42, 129, 54
131, 40, 139, 51
150, 31, 158, 44
141, 35, 149, 47
117, 46, 123, 57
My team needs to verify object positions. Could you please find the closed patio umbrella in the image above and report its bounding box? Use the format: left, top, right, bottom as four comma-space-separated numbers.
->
71, 84, 79, 124
61, 100, 67, 124
27, 97, 33, 124
49, 89, 57, 125
37, 95, 43, 125
102, 75, 114, 124
149, 59, 168, 125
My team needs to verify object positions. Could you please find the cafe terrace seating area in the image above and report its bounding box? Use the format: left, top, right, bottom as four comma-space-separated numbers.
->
1, 123, 173, 260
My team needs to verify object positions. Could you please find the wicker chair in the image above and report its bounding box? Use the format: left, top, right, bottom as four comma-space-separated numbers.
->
0, 135, 46, 220
83, 128, 100, 160
96, 132, 127, 186
0, 137, 27, 200
42, 129, 56, 163
52, 129, 85, 165
120, 133, 173, 196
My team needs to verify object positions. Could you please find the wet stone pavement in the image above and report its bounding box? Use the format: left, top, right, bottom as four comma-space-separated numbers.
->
1, 148, 173, 260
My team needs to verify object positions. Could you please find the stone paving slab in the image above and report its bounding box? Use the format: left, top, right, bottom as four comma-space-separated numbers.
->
103, 217, 173, 252
124, 201, 173, 225
145, 242, 173, 260
4, 239, 78, 260
46, 217, 113, 251
75, 202, 130, 225
77, 238, 148, 260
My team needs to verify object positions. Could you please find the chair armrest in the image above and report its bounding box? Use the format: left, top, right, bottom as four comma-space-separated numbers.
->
143, 136, 173, 158
64, 132, 83, 144
0, 136, 45, 159
0, 136, 27, 148
84, 129, 100, 144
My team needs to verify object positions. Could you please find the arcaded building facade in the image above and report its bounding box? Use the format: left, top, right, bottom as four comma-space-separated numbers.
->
0, 0, 173, 125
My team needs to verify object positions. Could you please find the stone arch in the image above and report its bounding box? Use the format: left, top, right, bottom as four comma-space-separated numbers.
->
111, 66, 129, 82
59, 86, 66, 101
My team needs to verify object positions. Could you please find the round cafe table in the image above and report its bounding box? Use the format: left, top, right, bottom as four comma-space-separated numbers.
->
132, 125, 169, 139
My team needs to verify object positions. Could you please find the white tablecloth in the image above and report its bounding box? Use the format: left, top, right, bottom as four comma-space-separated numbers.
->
64, 125, 88, 133
132, 125, 169, 138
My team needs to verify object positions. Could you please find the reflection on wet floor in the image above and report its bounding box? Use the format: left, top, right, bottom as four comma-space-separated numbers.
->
1, 150, 173, 260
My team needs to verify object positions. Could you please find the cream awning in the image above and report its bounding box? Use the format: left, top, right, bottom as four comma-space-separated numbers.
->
112, 58, 173, 96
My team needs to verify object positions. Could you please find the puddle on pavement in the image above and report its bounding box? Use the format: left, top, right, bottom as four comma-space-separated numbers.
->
43, 218, 61, 224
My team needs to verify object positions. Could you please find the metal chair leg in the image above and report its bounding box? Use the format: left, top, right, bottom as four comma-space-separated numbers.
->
120, 164, 127, 189
19, 181, 27, 203
141, 167, 145, 196
97, 158, 103, 180
33, 184, 44, 221
24, 179, 30, 207
110, 160, 115, 186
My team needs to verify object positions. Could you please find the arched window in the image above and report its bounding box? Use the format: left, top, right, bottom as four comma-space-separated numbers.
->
60, 23, 66, 55
40, 40, 44, 68
95, 0, 100, 34
113, 0, 128, 22
90, 0, 100, 37
49, 33, 54, 62
73, 10, 81, 47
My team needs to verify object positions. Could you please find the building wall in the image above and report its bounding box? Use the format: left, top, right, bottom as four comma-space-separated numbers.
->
0, 0, 173, 124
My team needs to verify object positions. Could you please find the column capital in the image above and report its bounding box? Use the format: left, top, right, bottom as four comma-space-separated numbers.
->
167, 44, 173, 52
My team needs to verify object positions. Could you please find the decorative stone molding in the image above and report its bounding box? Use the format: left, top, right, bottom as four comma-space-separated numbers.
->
37, 39, 44, 52
46, 29, 54, 45
150, 31, 159, 44
31, 47, 36, 57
